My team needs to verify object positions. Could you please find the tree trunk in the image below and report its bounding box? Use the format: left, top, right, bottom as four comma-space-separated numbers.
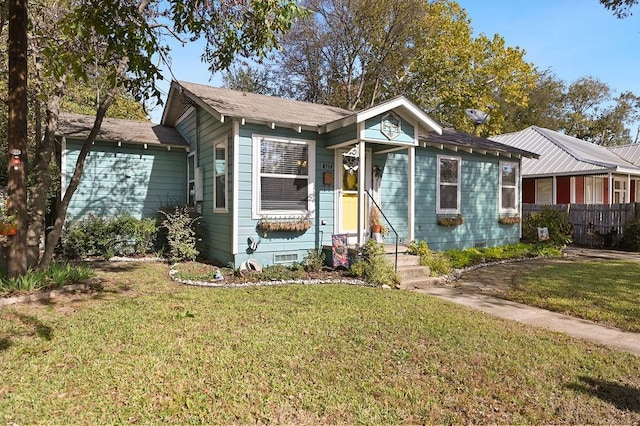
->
6, 0, 29, 277
38, 90, 116, 270
28, 82, 66, 269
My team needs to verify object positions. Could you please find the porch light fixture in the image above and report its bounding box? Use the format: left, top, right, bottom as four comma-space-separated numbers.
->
10, 149, 21, 170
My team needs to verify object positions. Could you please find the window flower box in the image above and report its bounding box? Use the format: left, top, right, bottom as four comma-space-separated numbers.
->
257, 216, 312, 233
437, 214, 464, 227
498, 215, 520, 225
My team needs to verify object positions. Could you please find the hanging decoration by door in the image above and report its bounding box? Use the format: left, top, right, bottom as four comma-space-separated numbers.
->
342, 146, 359, 190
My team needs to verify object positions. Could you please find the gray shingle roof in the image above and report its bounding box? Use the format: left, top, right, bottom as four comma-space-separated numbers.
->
58, 112, 188, 147
172, 81, 353, 130
490, 126, 640, 176
422, 128, 538, 158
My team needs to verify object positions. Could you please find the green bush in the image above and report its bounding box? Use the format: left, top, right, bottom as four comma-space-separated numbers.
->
522, 207, 573, 246
63, 214, 157, 259
408, 240, 453, 276
260, 264, 306, 281
302, 250, 326, 272
445, 248, 483, 269
159, 206, 201, 262
0, 262, 94, 294
620, 217, 640, 252
350, 240, 400, 286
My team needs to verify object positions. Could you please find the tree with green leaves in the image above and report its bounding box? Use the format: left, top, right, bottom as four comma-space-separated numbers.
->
600, 0, 637, 17
270, 0, 537, 135
273, 0, 428, 110
5, 0, 306, 276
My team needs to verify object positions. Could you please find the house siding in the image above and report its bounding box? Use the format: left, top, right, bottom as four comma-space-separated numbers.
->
410, 148, 519, 251
65, 139, 186, 222
234, 123, 333, 267
177, 107, 235, 265
575, 176, 585, 203
557, 176, 571, 204
364, 114, 415, 144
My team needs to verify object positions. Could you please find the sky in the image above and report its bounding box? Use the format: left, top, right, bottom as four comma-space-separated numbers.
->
149, 0, 640, 128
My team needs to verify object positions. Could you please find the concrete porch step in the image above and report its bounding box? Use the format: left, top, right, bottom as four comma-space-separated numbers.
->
398, 276, 444, 290
397, 265, 431, 280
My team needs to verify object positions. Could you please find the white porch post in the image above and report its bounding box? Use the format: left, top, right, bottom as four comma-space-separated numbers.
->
552, 176, 557, 204
357, 140, 366, 246
608, 172, 613, 205
627, 174, 631, 203
408, 146, 415, 242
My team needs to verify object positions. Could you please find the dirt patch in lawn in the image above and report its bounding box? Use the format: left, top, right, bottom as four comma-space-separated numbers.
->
448, 257, 578, 296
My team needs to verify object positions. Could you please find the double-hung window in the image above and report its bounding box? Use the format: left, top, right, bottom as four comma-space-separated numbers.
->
437, 155, 461, 214
187, 153, 196, 207
499, 161, 519, 213
214, 137, 228, 212
253, 136, 315, 217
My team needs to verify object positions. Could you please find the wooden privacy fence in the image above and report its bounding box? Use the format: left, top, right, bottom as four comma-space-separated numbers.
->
523, 203, 640, 247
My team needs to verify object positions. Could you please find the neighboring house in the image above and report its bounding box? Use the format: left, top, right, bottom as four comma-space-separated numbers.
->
59, 81, 536, 267
490, 126, 640, 205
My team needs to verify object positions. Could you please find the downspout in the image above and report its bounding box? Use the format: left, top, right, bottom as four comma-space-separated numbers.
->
408, 146, 415, 242
357, 139, 366, 246
232, 120, 240, 256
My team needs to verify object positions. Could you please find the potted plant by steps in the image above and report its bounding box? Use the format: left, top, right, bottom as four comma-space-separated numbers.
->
369, 207, 387, 242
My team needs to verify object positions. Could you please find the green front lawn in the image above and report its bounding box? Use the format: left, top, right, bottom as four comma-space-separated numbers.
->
505, 260, 640, 332
0, 262, 638, 424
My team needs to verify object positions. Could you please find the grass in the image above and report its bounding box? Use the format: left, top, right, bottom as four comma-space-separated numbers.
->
0, 261, 638, 424
504, 259, 640, 332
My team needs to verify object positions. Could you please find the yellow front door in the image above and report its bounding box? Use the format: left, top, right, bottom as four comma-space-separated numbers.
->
337, 148, 371, 240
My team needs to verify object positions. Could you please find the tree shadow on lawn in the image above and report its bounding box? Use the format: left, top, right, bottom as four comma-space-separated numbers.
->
0, 313, 53, 353
567, 376, 640, 413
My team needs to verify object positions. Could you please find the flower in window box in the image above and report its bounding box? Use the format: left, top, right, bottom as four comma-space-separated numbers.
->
498, 215, 520, 225
257, 215, 312, 235
437, 214, 464, 227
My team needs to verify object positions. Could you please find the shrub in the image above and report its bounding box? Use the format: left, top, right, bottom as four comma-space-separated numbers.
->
522, 207, 573, 246
408, 240, 453, 276
159, 206, 201, 262
444, 248, 483, 269
260, 264, 306, 281
302, 250, 326, 272
350, 240, 399, 286
63, 214, 157, 259
620, 217, 640, 252
0, 262, 93, 294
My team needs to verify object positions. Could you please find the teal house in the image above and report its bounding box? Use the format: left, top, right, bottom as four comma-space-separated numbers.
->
59, 81, 536, 267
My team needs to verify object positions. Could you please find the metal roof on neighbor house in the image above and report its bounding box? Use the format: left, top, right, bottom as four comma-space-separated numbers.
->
58, 112, 189, 147
490, 126, 640, 177
609, 144, 640, 166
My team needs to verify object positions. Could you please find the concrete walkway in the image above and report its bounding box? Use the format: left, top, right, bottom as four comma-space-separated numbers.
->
415, 286, 640, 356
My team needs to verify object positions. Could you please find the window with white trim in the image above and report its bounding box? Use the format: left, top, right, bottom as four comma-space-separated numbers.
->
499, 161, 518, 212
613, 178, 627, 203
437, 155, 461, 214
585, 176, 604, 204
187, 153, 196, 206
253, 136, 315, 216
536, 178, 553, 204
214, 137, 228, 212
